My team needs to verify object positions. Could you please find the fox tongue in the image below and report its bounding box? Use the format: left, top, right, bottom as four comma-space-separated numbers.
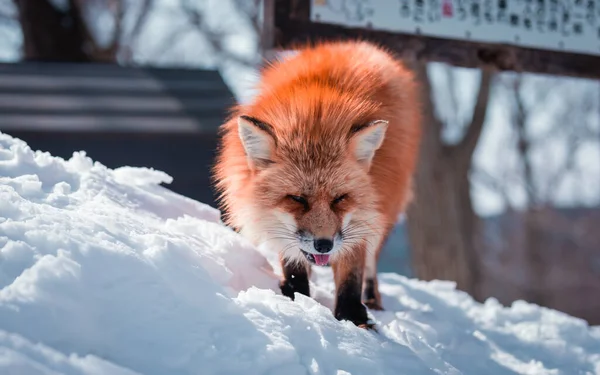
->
313, 254, 330, 266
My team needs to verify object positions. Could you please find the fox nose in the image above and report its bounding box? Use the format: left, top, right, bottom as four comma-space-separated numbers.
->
313, 238, 333, 253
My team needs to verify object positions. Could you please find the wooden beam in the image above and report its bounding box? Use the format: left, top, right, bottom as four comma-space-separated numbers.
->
265, 0, 600, 80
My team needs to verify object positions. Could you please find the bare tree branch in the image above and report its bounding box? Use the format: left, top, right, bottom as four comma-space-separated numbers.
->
147, 24, 191, 63
511, 75, 542, 207
544, 136, 580, 201
106, 0, 124, 56
454, 67, 494, 166
127, 0, 153, 42
232, 0, 261, 33
179, 0, 259, 69
471, 166, 514, 210
66, 0, 125, 62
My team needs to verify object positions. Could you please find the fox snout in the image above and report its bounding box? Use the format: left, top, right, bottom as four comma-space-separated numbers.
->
295, 229, 341, 266
297, 229, 341, 254
313, 238, 333, 253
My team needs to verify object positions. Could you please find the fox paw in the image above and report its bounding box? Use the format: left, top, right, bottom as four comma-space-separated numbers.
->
363, 299, 384, 311
358, 319, 378, 332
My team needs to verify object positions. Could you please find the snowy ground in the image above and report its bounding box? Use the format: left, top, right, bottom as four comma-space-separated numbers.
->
0, 131, 599, 375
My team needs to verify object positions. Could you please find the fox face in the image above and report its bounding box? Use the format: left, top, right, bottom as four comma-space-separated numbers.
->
236, 114, 388, 266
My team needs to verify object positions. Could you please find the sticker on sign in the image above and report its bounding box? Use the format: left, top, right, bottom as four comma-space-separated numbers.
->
311, 0, 600, 56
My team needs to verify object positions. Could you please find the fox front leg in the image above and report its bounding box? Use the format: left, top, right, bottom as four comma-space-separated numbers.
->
331, 248, 375, 329
279, 255, 310, 300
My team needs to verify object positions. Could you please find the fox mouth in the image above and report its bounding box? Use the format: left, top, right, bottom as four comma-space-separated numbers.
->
300, 250, 331, 266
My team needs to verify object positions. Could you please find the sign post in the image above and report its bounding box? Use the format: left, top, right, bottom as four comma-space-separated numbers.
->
264, 0, 600, 79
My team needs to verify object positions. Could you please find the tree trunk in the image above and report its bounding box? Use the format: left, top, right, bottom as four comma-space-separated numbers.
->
522, 209, 546, 305
406, 65, 493, 302
15, 0, 91, 61
407, 146, 483, 299
14, 0, 119, 62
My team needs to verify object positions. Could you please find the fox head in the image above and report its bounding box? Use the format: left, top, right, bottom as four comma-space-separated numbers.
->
235, 114, 388, 266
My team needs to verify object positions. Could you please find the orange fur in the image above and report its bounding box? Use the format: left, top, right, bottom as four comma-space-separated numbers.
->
212, 40, 421, 319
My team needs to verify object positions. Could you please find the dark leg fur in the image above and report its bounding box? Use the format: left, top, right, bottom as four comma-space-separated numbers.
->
361, 226, 395, 311
279, 261, 310, 300
334, 271, 373, 329
363, 278, 384, 311
363, 279, 376, 301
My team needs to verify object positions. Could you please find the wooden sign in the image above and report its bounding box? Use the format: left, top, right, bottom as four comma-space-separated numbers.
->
311, 0, 600, 57
264, 0, 600, 80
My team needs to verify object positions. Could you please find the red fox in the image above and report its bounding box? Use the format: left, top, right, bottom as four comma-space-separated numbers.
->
213, 40, 421, 328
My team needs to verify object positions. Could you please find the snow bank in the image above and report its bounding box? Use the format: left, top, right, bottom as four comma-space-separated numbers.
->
0, 131, 598, 375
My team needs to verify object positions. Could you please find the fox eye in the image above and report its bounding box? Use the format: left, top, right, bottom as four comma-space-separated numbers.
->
332, 194, 348, 206
287, 195, 309, 210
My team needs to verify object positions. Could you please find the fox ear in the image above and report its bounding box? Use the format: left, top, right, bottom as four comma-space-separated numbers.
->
238, 115, 276, 169
349, 120, 389, 168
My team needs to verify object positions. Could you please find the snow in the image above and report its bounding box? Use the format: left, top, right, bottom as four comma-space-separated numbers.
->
1, 130, 599, 375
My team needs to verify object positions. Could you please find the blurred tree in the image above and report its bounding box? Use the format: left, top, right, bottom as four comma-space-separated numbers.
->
406, 65, 494, 302
12, 0, 152, 62
472, 72, 600, 314
506, 75, 547, 305
179, 0, 260, 68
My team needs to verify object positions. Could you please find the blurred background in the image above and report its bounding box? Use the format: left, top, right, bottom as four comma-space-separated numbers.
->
0, 0, 598, 325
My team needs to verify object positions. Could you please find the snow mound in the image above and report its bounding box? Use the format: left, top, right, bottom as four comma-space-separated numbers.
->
0, 131, 599, 375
